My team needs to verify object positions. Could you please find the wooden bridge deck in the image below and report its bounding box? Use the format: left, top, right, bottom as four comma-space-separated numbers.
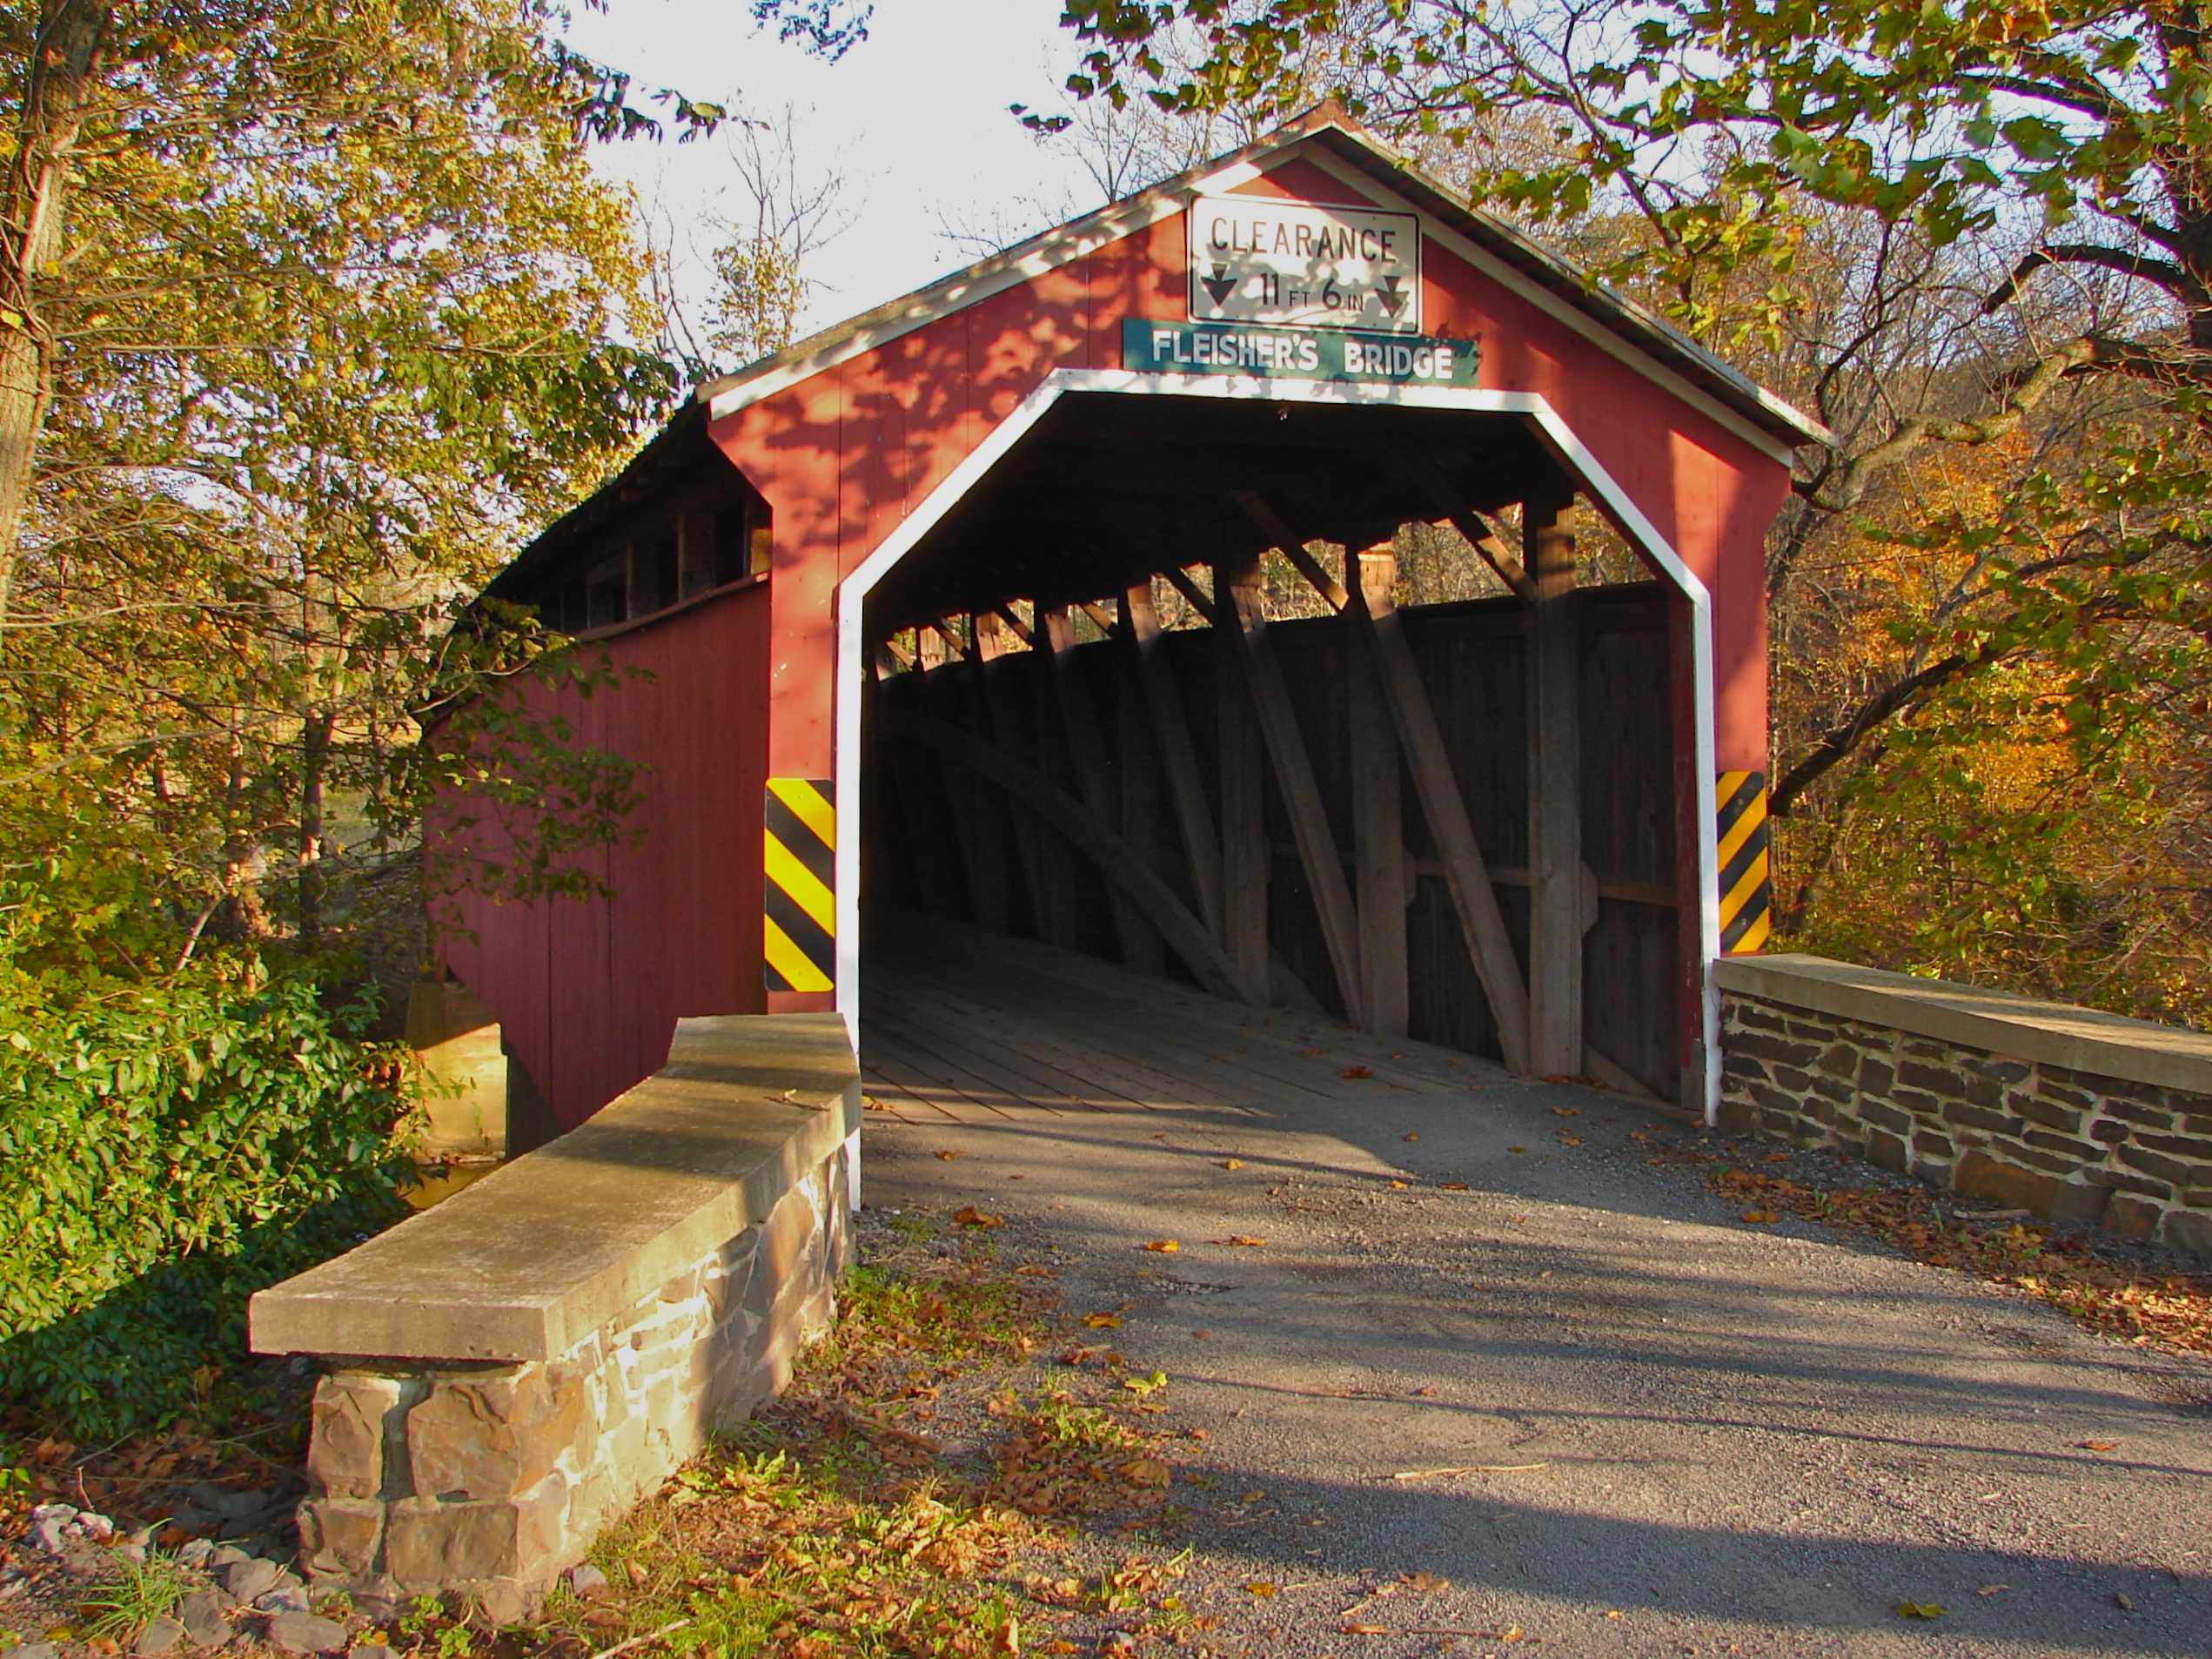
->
857, 912, 1512, 1125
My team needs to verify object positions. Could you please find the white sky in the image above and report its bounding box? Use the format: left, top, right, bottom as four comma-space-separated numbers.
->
561, 0, 1111, 347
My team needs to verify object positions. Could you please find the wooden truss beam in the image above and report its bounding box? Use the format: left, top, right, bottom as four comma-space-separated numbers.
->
1121, 581, 1225, 940
1525, 487, 1584, 1078
878, 704, 1264, 1005
1216, 549, 1369, 1031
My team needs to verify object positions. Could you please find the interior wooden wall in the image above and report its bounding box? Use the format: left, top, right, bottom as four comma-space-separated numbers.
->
862, 582, 1681, 1102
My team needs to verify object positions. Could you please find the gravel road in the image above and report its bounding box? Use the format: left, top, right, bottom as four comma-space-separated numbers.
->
863, 1073, 2212, 1659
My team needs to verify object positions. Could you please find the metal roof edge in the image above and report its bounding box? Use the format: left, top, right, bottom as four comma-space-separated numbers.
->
696, 106, 1830, 451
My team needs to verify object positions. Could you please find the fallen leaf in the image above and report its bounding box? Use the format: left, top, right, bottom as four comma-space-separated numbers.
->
1507, 1216, 1528, 1226
1083, 1313, 1123, 1328
2078, 1440, 2118, 1451
1764, 1152, 1790, 1163
1191, 1329, 1211, 1340
1062, 1344, 1113, 1366
953, 1206, 1003, 1227
935, 1149, 962, 1160
1300, 1049, 1330, 1057
1046, 1643, 1079, 1655
1896, 1603, 1946, 1620
1244, 1582, 1277, 1598
1216, 1235, 1268, 1247
1220, 1159, 1243, 1170
1342, 1623, 1391, 1635
1546, 1106, 1579, 1118
1740, 1210, 1780, 1224
1241, 1489, 1266, 1502
862, 1095, 893, 1111
1342, 1065, 1375, 1079
1439, 1182, 1469, 1191
1391, 1463, 1548, 1480
1389, 1179, 1410, 1189
1976, 1586, 2010, 1596
1143, 1239, 1180, 1253
2114, 1592, 2135, 1610
1016, 1264, 1056, 1276
1556, 1132, 1582, 1146
1400, 1570, 1448, 1592
1403, 1132, 1420, 1142
1121, 1459, 1170, 1487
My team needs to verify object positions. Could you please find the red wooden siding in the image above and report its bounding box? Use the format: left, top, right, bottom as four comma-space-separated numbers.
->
443, 581, 771, 1128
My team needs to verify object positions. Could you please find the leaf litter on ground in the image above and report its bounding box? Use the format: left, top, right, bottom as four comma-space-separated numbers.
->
521, 1210, 1203, 1659
1697, 1150, 2212, 1354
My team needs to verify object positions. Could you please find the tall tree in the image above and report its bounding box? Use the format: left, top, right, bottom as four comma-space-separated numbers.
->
1057, 0, 2212, 1013
0, 0, 866, 956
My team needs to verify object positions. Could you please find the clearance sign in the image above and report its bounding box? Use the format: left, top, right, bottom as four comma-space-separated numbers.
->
1187, 194, 1421, 333
1123, 319, 1478, 387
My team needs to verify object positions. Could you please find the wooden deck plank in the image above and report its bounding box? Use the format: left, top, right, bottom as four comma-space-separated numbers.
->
861, 1000, 1138, 1114
861, 1044, 1024, 1122
873, 970, 1275, 1111
868, 975, 1247, 1111
903, 953, 1358, 1105
864, 1026, 1064, 1117
878, 917, 1503, 1096
857, 1067, 964, 1125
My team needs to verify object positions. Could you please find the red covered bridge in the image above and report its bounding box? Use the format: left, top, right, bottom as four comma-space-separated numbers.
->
443, 107, 1825, 1139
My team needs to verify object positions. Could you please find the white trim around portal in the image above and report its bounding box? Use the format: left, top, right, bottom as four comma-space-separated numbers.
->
835, 367, 1725, 1118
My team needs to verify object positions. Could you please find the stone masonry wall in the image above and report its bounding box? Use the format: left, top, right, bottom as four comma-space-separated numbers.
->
293, 1139, 854, 1621
1720, 992, 2212, 1256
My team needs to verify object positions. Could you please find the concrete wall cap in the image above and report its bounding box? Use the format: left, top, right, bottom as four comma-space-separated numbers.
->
248, 1014, 859, 1364
1716, 955, 2212, 1098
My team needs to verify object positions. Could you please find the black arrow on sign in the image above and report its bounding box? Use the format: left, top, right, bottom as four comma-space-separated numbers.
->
1375, 274, 1408, 319
1201, 264, 1239, 307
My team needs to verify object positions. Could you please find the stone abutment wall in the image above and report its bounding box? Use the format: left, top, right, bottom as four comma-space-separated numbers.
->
251, 1013, 860, 1621
1715, 956, 2211, 1256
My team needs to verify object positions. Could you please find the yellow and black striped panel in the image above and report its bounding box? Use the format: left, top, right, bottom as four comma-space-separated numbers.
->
763, 777, 835, 994
1717, 769, 1772, 955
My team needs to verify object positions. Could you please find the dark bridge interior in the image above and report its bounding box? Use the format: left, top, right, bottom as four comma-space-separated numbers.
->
859, 387, 1694, 1107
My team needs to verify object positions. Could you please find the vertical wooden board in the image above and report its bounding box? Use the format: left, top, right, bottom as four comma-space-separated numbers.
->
1214, 639, 1270, 1002
1404, 874, 1500, 1058
950, 662, 1021, 932
1121, 582, 1222, 937
1103, 643, 1168, 972
1014, 649, 1084, 950
1525, 495, 1584, 1079
1347, 615, 1409, 1040
601, 636, 661, 1091
1671, 588, 1707, 1098
1577, 597, 1677, 890
1267, 622, 1356, 853
974, 655, 1050, 941
1404, 610, 1530, 879
1583, 898, 1681, 1100
1085, 215, 1184, 367
543, 677, 614, 1127
1264, 855, 1343, 1023
1572, 592, 1679, 1099
922, 663, 998, 929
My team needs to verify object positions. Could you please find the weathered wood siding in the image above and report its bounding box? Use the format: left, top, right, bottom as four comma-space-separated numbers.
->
864, 584, 1681, 1099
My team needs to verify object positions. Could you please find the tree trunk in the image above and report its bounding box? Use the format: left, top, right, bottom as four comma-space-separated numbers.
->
299, 710, 332, 943
0, 0, 111, 637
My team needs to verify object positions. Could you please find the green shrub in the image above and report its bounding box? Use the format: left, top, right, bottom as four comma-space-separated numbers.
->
0, 955, 419, 1439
